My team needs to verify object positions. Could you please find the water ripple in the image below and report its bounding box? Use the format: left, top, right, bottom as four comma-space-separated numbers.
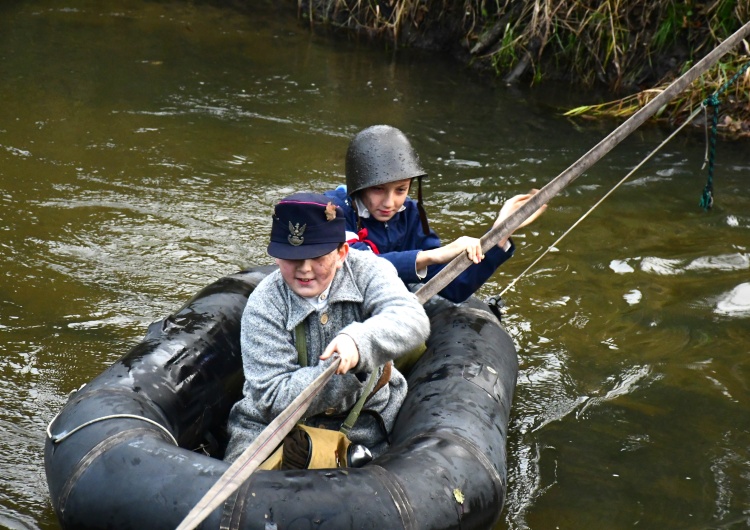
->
577, 365, 653, 417
640, 253, 749, 275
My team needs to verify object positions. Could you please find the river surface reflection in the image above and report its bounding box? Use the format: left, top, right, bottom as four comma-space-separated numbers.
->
1, 2, 748, 529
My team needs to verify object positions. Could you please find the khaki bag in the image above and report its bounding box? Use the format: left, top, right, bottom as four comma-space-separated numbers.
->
258, 424, 352, 470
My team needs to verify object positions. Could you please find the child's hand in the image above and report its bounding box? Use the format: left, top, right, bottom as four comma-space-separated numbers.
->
448, 236, 484, 264
493, 189, 547, 247
320, 334, 359, 374
419, 236, 484, 266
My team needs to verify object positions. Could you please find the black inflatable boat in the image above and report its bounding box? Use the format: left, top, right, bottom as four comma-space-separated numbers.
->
44, 266, 518, 529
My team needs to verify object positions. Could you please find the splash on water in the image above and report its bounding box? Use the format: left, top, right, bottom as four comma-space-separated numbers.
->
715, 283, 750, 317
623, 289, 642, 305
610, 259, 635, 274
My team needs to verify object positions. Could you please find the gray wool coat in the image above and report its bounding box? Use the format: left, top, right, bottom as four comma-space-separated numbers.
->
224, 249, 430, 463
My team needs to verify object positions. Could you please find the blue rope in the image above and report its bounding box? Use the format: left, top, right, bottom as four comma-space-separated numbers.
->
700, 61, 750, 210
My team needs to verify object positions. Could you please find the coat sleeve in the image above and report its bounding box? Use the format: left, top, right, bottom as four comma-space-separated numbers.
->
375, 248, 423, 282
379, 212, 515, 303
424, 238, 516, 303
398, 204, 516, 303
339, 252, 431, 374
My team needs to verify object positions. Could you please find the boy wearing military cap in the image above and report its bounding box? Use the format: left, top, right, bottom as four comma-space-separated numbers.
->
224, 192, 430, 464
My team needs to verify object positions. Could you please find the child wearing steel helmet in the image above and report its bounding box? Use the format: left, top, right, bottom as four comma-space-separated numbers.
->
325, 125, 545, 304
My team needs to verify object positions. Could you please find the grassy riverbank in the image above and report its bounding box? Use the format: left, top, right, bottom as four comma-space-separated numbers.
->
296, 0, 750, 138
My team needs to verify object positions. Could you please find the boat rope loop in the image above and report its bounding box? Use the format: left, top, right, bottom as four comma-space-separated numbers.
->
700, 60, 750, 210
499, 104, 704, 299
47, 412, 178, 446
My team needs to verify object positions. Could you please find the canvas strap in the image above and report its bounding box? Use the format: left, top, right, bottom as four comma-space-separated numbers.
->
295, 322, 379, 436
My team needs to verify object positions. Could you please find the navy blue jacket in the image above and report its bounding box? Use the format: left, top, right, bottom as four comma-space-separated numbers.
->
325, 186, 514, 303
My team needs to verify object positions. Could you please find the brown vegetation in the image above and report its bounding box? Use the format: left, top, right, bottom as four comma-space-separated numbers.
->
296, 0, 750, 138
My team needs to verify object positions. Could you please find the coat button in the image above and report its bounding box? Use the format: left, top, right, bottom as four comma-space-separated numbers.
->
320, 313, 329, 325
325, 407, 336, 415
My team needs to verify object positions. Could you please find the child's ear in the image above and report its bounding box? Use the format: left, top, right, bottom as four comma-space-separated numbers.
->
337, 243, 350, 263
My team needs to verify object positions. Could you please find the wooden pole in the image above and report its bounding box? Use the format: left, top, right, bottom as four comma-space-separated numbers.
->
175, 359, 341, 530
415, 20, 750, 305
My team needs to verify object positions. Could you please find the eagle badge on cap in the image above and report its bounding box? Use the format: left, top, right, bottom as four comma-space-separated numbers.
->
288, 222, 306, 246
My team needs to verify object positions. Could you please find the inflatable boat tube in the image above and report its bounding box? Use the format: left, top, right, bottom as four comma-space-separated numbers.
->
44, 266, 518, 529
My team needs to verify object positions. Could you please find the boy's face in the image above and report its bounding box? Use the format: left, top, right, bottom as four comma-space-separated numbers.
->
276, 243, 349, 297
360, 178, 411, 222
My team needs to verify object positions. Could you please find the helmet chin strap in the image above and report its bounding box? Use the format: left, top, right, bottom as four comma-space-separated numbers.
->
416, 175, 430, 235
353, 193, 363, 232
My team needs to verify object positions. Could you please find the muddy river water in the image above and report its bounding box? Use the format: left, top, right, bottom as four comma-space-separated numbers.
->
1, 2, 749, 529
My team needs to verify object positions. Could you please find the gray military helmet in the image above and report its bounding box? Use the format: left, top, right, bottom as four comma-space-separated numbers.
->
345, 125, 427, 196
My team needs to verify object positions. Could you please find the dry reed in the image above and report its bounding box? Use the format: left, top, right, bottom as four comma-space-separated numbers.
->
297, 0, 750, 135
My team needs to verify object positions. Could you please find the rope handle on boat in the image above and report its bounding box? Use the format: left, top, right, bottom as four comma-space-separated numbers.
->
46, 411, 178, 446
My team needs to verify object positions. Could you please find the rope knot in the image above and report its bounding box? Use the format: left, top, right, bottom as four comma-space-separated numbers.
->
699, 185, 714, 211
703, 93, 721, 107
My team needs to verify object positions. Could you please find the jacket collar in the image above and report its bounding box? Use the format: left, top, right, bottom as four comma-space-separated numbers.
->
284, 257, 364, 331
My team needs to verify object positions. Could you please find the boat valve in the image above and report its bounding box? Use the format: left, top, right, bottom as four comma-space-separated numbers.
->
348, 444, 373, 468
